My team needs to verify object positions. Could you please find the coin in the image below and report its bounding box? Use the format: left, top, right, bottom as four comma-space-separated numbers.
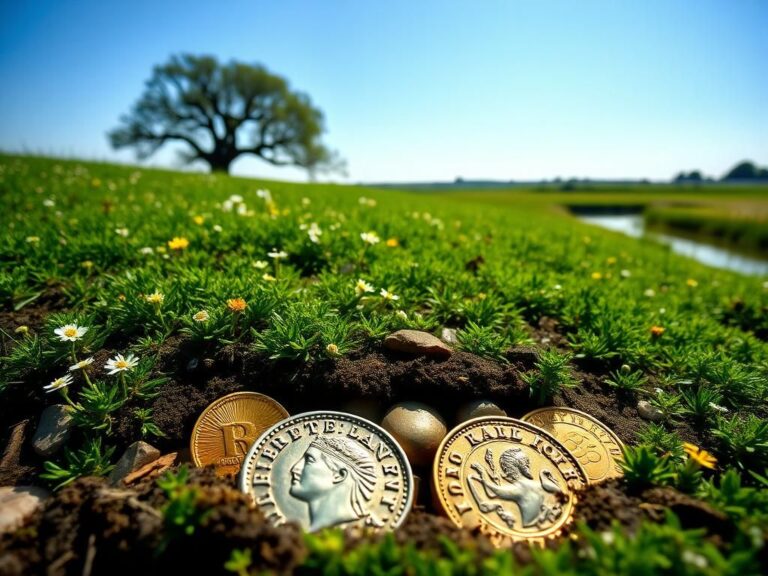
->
190, 391, 289, 476
521, 407, 624, 483
432, 417, 588, 546
239, 411, 414, 532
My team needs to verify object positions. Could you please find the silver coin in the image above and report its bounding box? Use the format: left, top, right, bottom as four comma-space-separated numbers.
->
239, 410, 415, 532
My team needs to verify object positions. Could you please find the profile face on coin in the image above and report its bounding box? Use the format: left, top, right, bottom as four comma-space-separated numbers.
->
432, 417, 588, 546
190, 392, 289, 476
240, 411, 414, 532
521, 407, 624, 483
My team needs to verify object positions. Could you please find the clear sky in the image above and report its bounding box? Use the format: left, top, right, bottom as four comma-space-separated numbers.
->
1, 0, 766, 183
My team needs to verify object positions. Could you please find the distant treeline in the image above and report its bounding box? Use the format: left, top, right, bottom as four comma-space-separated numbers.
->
674, 160, 768, 183
367, 161, 768, 191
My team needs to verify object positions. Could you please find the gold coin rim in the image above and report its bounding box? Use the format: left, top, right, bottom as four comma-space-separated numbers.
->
520, 407, 625, 482
431, 416, 588, 542
189, 391, 289, 468
238, 410, 415, 531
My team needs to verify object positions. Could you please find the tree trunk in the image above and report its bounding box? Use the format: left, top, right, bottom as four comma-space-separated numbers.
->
208, 156, 233, 174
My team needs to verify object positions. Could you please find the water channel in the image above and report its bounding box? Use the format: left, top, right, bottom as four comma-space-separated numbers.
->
572, 211, 768, 276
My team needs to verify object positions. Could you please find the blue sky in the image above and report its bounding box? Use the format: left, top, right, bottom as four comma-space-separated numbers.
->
1, 0, 766, 182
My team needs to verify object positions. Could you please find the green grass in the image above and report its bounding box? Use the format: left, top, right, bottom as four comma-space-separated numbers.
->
1, 153, 768, 570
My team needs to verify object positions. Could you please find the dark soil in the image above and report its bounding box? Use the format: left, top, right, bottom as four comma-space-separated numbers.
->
0, 467, 742, 576
0, 314, 723, 574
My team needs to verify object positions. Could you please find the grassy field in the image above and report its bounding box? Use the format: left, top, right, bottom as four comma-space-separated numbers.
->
1, 154, 768, 574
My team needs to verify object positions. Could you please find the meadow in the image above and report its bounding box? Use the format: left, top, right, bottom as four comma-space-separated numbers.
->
1, 154, 767, 574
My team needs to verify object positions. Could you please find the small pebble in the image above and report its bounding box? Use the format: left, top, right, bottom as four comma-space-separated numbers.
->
383, 330, 452, 359
0, 486, 49, 534
440, 328, 459, 345
381, 402, 447, 468
456, 399, 507, 423
32, 405, 73, 457
637, 400, 664, 422
109, 441, 161, 485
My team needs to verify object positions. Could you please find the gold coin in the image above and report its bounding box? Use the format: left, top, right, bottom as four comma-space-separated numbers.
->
521, 407, 624, 483
432, 417, 588, 546
191, 392, 289, 476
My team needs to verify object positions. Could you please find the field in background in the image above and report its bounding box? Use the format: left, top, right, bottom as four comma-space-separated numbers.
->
1, 154, 768, 573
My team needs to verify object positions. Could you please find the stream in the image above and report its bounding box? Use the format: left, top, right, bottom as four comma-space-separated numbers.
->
573, 211, 768, 276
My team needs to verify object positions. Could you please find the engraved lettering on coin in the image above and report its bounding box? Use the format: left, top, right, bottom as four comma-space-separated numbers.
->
521, 407, 625, 482
432, 417, 588, 546
240, 411, 414, 532
190, 392, 289, 476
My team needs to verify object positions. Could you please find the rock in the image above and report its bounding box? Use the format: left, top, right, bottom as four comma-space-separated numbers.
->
32, 405, 73, 457
381, 402, 447, 468
0, 486, 49, 534
440, 328, 459, 345
456, 399, 507, 423
383, 330, 452, 359
108, 441, 161, 485
123, 452, 178, 485
637, 400, 663, 422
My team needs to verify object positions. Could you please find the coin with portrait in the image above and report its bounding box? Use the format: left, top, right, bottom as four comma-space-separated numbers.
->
239, 411, 414, 532
190, 391, 289, 476
521, 407, 624, 483
432, 417, 588, 546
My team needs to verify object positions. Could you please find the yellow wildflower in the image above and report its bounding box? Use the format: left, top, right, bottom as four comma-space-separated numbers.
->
193, 215, 205, 225
686, 278, 698, 288
650, 325, 665, 337
144, 291, 165, 304
591, 272, 603, 280
227, 298, 247, 313
386, 238, 399, 247
168, 237, 190, 250
683, 442, 717, 470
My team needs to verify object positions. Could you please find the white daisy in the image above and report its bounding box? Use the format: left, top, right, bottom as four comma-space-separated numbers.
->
105, 353, 139, 375
307, 222, 322, 244
68, 357, 94, 371
54, 324, 89, 342
193, 310, 210, 322
267, 249, 288, 259
253, 260, 269, 270
380, 289, 399, 301
44, 374, 73, 393
360, 231, 380, 245
355, 279, 375, 296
